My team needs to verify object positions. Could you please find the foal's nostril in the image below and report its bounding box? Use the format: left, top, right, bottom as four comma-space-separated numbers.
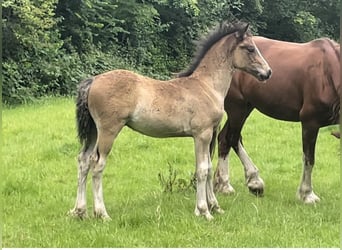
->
260, 69, 272, 80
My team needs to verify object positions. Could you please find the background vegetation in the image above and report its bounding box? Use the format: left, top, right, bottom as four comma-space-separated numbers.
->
2, 98, 340, 247
2, 0, 340, 104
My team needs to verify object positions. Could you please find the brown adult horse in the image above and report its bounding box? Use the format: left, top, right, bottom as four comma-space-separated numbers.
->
213, 36, 340, 203
69, 22, 272, 221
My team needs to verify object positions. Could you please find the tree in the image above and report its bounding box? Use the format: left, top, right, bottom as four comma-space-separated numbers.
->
2, 0, 64, 103
2, 0, 340, 104
55, 0, 124, 53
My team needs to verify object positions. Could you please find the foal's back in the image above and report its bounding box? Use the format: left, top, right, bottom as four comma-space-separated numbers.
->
88, 69, 223, 138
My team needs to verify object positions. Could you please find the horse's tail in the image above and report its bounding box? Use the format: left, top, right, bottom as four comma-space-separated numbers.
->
76, 77, 95, 145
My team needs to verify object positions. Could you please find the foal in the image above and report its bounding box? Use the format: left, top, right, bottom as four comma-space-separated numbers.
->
69, 22, 271, 220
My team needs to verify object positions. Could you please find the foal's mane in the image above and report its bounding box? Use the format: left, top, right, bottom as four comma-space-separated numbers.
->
177, 21, 249, 78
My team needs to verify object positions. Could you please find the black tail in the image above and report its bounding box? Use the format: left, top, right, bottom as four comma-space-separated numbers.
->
76, 78, 95, 145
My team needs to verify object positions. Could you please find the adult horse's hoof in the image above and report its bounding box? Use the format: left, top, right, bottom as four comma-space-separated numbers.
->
247, 177, 264, 197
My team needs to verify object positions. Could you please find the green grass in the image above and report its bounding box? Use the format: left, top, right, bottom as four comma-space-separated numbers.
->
3, 97, 340, 247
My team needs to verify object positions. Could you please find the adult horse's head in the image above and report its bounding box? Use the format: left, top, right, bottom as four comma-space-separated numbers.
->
230, 23, 272, 81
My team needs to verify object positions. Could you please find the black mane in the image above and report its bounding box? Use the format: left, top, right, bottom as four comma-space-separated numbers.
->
177, 21, 249, 78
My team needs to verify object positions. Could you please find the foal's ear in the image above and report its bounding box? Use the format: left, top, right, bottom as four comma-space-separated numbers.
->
235, 23, 249, 41
242, 23, 249, 33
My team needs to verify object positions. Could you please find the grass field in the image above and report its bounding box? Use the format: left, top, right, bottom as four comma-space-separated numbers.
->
2, 97, 340, 247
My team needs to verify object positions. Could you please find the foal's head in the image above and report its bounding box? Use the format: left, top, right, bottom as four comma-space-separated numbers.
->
230, 23, 272, 81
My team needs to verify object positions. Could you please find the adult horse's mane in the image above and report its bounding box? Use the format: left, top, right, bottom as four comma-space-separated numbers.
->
312, 37, 340, 60
327, 38, 340, 60
177, 21, 250, 78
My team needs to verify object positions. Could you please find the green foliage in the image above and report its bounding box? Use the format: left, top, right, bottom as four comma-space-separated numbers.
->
55, 0, 124, 53
2, 0, 340, 104
112, 0, 171, 76
2, 0, 64, 103
293, 11, 320, 41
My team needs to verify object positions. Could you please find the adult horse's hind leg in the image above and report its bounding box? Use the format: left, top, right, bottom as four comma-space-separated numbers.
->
297, 123, 320, 203
91, 123, 124, 220
213, 121, 235, 194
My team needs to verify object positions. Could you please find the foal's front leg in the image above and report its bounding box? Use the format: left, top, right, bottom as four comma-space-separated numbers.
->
194, 130, 221, 220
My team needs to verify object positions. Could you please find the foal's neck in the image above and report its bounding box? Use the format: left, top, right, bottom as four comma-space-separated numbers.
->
191, 35, 235, 99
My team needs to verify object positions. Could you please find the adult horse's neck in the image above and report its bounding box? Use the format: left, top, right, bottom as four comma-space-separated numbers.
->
190, 34, 236, 100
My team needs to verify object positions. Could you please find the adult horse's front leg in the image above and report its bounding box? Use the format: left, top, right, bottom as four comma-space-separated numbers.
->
194, 129, 222, 220
214, 116, 264, 196
297, 124, 320, 203
234, 140, 264, 196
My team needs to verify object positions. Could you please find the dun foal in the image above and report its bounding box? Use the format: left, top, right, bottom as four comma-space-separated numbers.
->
69, 22, 271, 220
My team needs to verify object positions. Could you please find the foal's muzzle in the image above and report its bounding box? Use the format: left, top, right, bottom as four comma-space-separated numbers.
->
257, 69, 272, 81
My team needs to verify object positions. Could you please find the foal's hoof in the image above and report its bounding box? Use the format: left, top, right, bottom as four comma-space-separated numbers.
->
195, 208, 214, 221
205, 213, 214, 221
68, 208, 87, 219
94, 211, 112, 221
297, 190, 320, 204
209, 203, 225, 215
101, 216, 112, 222
214, 182, 236, 195
213, 207, 225, 214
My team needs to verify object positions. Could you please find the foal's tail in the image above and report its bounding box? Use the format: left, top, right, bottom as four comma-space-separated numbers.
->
76, 78, 95, 145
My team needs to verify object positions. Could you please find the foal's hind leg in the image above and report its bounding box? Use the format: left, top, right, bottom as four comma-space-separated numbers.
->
91, 123, 124, 220
69, 134, 97, 219
206, 157, 224, 215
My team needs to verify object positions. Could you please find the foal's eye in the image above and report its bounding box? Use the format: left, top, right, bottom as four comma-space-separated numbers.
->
246, 46, 255, 53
